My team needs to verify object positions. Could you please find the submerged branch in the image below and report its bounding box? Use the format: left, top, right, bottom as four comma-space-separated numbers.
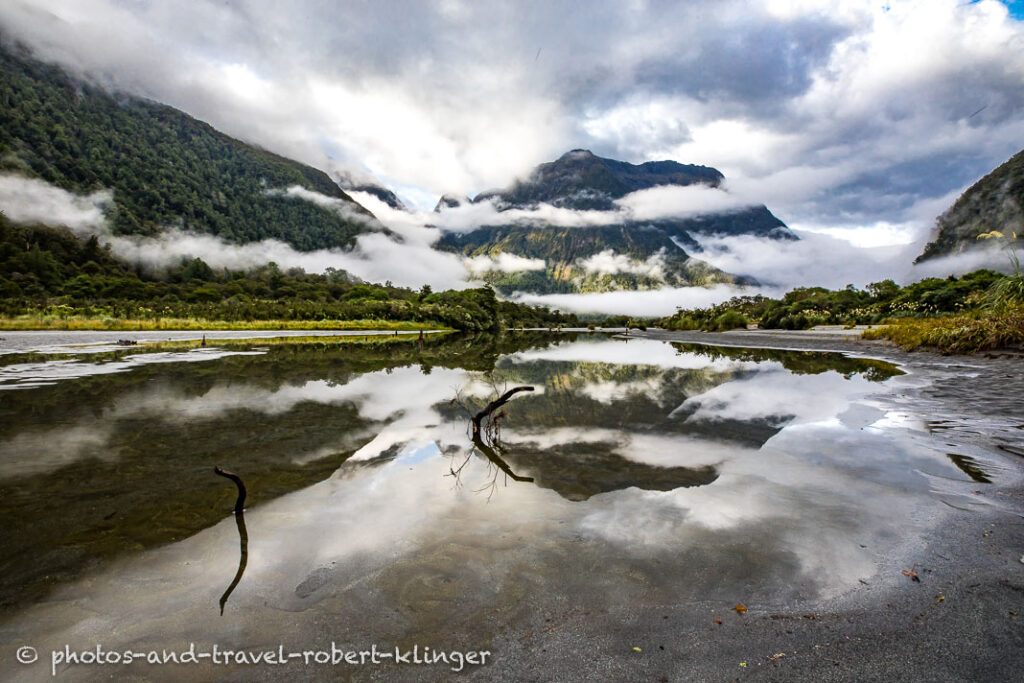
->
471, 385, 534, 439
214, 466, 247, 514
472, 434, 534, 483
219, 511, 249, 615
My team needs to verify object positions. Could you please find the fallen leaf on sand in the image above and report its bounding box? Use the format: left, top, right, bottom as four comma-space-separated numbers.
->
739, 662, 747, 667
769, 652, 786, 661
714, 617, 722, 624
936, 596, 945, 603
632, 647, 642, 652
734, 603, 747, 614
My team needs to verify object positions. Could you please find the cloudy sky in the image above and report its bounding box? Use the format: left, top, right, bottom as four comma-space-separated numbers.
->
3, 1, 1023, 226
1, 0, 1023, 311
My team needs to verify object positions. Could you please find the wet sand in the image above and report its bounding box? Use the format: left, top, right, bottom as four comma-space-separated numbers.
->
473, 329, 1024, 682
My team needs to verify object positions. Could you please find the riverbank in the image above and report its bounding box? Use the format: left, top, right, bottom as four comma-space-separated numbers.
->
472, 327, 1023, 682
0, 328, 454, 356
0, 315, 447, 332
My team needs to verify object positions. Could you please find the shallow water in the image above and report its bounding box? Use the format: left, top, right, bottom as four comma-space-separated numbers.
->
0, 332, 998, 680
0, 329, 443, 356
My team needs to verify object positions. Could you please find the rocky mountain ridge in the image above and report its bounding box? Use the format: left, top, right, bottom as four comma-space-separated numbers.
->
917, 148, 1024, 262
434, 149, 793, 293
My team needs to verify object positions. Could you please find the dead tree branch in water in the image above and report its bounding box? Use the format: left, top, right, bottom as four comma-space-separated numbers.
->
213, 466, 249, 614
472, 433, 534, 484
471, 386, 534, 440
214, 466, 247, 514
219, 511, 248, 615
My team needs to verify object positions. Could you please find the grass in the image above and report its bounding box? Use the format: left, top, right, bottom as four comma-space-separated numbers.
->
863, 304, 1024, 354
0, 315, 450, 332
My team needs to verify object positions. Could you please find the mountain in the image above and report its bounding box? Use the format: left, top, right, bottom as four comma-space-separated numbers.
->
435, 149, 793, 293
434, 193, 470, 212
336, 172, 408, 212
917, 149, 1024, 262
0, 42, 384, 251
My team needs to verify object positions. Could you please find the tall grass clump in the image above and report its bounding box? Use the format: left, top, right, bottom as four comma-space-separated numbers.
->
864, 304, 1024, 354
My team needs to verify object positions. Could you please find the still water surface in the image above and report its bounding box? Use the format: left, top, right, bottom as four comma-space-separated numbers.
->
0, 332, 996, 679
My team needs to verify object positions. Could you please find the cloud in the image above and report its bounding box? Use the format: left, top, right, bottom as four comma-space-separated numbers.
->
430, 197, 617, 233
0, 172, 476, 290
615, 185, 754, 221
430, 183, 762, 235
463, 252, 546, 276
693, 231, 916, 290
0, 173, 111, 232
511, 284, 774, 318
577, 249, 667, 280
695, 228, 1023, 290
264, 185, 381, 228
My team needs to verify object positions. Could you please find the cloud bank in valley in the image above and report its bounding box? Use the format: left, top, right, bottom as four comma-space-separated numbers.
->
0, 173, 111, 231
578, 249, 667, 280
0, 173, 475, 290
511, 228, 1021, 317
5, 169, 1017, 317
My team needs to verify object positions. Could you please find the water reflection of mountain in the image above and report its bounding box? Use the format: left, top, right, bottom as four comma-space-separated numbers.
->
0, 333, 904, 611
483, 439, 720, 501
427, 359, 755, 501
486, 359, 785, 448
0, 332, 575, 610
434, 347, 903, 501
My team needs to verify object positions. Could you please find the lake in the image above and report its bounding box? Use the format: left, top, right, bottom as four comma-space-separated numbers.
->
0, 331, 1002, 680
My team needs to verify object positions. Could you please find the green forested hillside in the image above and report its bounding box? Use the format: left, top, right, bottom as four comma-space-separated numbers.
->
440, 223, 738, 294
0, 43, 378, 251
0, 215, 576, 331
917, 148, 1024, 261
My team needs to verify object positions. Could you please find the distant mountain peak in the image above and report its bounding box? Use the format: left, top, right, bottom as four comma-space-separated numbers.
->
434, 193, 470, 212
434, 150, 792, 294
335, 172, 408, 212
560, 148, 596, 159
466, 149, 726, 212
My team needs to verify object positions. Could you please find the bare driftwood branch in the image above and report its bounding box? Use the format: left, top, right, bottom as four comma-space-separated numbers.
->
471, 385, 534, 439
214, 466, 247, 514
472, 434, 534, 483
219, 511, 248, 615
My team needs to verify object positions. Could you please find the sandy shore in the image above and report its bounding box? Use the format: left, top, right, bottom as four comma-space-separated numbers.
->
469, 328, 1024, 682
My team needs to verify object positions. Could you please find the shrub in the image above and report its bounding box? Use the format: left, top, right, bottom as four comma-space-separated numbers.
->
713, 310, 748, 331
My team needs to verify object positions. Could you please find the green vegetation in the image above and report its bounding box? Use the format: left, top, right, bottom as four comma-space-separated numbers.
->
668, 343, 903, 381
662, 271, 1005, 330
0, 44, 376, 250
0, 215, 576, 331
863, 305, 1024, 354
659, 269, 1024, 353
